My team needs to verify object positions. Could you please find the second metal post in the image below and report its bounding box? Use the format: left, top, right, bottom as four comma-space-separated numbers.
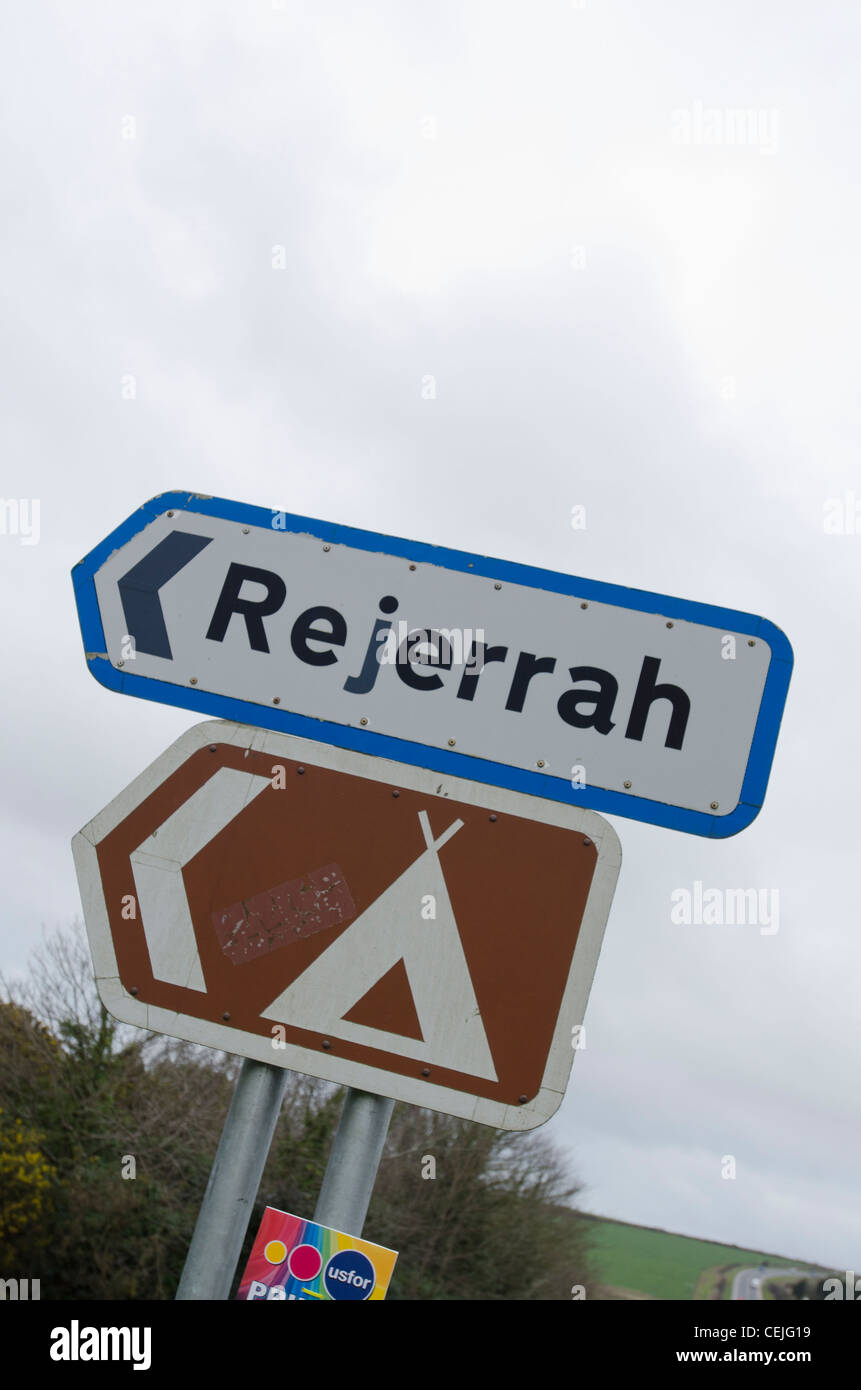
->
313, 1087, 394, 1235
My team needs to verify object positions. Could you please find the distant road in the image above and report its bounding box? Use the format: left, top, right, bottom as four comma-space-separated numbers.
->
732, 1267, 813, 1300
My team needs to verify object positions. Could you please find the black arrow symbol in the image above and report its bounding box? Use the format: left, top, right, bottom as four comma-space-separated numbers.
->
118, 530, 212, 659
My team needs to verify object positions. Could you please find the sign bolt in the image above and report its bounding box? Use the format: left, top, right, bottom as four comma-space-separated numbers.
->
273, 696, 281, 704
537, 759, 545, 768
582, 837, 591, 846
209, 745, 217, 752
222, 1012, 231, 1021
242, 527, 250, 535
448, 738, 456, 747
489, 814, 497, 822
190, 677, 198, 685
518, 1094, 528, 1104
421, 1068, 430, 1077
360, 717, 368, 726
624, 779, 632, 789
710, 801, 719, 810
117, 660, 124, 668
494, 582, 502, 590
666, 621, 674, 628
748, 639, 756, 646
322, 1039, 332, 1049
392, 789, 400, 797
323, 544, 331, 552
297, 766, 305, 775
409, 563, 417, 571
130, 986, 139, 996
580, 601, 588, 609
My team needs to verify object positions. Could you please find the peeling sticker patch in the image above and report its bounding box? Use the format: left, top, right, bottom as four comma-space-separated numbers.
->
212, 863, 356, 964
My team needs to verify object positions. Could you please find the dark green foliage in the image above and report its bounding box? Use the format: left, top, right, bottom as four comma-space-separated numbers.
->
1, 925, 596, 1301
366, 1107, 592, 1299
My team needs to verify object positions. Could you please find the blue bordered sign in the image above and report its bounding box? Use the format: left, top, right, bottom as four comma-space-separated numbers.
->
72, 491, 792, 838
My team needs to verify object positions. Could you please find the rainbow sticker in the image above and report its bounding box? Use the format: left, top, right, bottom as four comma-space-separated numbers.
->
237, 1207, 398, 1301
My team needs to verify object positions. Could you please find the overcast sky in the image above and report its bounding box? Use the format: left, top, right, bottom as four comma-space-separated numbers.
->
2, 1, 859, 1274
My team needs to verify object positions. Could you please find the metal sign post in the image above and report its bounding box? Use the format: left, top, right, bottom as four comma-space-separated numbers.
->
176, 1066, 393, 1298
313, 1089, 395, 1235
176, 1059, 287, 1301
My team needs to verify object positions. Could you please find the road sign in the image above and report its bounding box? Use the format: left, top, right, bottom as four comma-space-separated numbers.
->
72, 719, 620, 1129
72, 492, 792, 837
237, 1207, 398, 1301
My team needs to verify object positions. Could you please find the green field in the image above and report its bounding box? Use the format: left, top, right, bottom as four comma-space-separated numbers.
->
582, 1215, 822, 1301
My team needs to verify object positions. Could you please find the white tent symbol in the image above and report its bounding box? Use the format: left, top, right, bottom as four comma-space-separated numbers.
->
262, 810, 498, 1082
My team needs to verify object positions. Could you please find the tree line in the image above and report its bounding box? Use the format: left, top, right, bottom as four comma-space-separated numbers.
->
0, 925, 595, 1300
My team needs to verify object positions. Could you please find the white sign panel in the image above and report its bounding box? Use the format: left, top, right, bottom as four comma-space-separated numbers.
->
72, 491, 793, 837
